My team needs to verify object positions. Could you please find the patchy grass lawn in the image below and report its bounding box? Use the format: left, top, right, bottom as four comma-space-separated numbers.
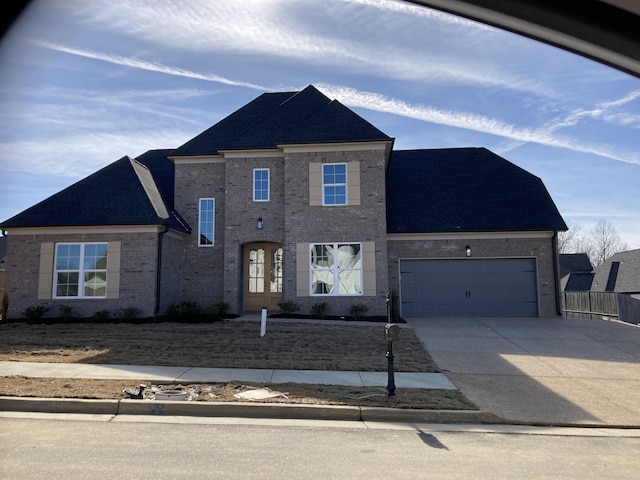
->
0, 318, 476, 410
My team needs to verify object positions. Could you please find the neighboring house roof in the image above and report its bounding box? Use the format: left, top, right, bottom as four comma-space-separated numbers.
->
560, 253, 593, 277
591, 248, 640, 293
561, 272, 595, 291
173, 85, 391, 156
386, 148, 568, 233
0, 150, 190, 233
0, 236, 6, 263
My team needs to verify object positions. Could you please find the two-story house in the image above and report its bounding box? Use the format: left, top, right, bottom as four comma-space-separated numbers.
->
0, 85, 567, 319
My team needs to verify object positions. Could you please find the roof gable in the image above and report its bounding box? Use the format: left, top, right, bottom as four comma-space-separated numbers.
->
592, 248, 640, 293
0, 151, 188, 232
560, 253, 593, 277
173, 85, 390, 156
386, 148, 568, 233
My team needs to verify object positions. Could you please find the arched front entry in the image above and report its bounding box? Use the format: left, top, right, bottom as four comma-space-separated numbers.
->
244, 243, 283, 311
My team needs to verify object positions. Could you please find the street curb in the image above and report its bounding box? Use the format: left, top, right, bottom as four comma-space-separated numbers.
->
0, 396, 485, 423
0, 396, 120, 415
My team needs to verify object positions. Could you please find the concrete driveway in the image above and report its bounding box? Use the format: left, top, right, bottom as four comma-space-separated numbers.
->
406, 316, 640, 427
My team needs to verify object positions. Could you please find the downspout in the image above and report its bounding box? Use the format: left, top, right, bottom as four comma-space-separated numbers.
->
552, 231, 563, 316
155, 225, 170, 316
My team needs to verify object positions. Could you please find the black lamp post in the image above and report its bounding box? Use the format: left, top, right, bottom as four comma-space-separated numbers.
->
385, 293, 400, 396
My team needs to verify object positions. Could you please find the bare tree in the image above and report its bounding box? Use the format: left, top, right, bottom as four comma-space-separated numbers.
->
558, 218, 627, 267
558, 220, 584, 253
588, 218, 628, 267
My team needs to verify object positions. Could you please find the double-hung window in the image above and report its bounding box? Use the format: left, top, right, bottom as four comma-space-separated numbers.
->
54, 243, 108, 298
310, 243, 362, 295
253, 168, 269, 202
322, 163, 347, 205
198, 198, 215, 246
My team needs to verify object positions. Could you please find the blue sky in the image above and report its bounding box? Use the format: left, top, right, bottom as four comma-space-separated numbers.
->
1, 0, 639, 247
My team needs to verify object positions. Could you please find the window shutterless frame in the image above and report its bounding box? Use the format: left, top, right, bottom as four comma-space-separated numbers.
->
253, 168, 270, 202
198, 198, 215, 246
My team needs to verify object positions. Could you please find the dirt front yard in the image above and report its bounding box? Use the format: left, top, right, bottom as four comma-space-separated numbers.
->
0, 318, 476, 410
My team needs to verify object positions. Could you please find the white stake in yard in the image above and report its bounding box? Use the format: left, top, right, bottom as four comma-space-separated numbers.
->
260, 308, 267, 337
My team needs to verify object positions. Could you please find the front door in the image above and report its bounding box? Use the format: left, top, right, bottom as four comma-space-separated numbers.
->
245, 243, 283, 311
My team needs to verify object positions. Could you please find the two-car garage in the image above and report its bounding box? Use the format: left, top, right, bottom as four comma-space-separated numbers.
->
399, 258, 539, 317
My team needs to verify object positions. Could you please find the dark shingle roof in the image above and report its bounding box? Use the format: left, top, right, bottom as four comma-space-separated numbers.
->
591, 248, 640, 293
173, 85, 391, 156
560, 253, 594, 277
0, 150, 189, 233
561, 272, 594, 291
386, 148, 568, 233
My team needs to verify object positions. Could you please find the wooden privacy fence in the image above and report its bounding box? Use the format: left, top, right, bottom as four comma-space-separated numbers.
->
563, 291, 640, 324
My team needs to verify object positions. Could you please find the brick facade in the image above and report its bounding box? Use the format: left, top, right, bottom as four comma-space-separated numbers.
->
170, 145, 391, 317
3, 231, 169, 319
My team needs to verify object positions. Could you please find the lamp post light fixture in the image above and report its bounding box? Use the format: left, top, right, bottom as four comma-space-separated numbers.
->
465, 245, 472, 257
257, 217, 263, 229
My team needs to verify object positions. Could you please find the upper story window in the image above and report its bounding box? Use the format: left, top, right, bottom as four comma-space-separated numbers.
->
253, 168, 270, 202
53, 243, 108, 298
198, 198, 215, 246
322, 163, 347, 205
310, 243, 362, 295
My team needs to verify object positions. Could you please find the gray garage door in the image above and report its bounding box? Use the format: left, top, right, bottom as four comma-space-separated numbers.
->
399, 258, 538, 317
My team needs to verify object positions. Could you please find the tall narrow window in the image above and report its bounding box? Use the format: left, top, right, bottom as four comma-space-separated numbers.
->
199, 198, 215, 246
310, 243, 362, 295
53, 243, 108, 298
253, 168, 270, 202
322, 164, 347, 205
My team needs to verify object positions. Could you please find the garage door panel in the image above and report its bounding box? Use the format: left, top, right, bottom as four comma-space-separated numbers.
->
400, 259, 538, 317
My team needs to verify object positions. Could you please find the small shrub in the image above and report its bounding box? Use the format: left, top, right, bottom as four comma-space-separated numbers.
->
277, 300, 300, 314
310, 301, 328, 319
114, 307, 140, 320
349, 303, 368, 320
58, 305, 75, 319
201, 302, 229, 321
91, 310, 110, 321
165, 301, 201, 318
23, 305, 49, 319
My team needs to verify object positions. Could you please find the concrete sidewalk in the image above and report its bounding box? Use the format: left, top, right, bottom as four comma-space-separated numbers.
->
407, 316, 640, 428
0, 361, 455, 389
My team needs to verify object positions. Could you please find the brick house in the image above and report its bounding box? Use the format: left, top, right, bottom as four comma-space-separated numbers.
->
0, 86, 567, 319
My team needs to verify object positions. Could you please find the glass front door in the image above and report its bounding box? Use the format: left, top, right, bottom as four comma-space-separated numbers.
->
245, 243, 283, 311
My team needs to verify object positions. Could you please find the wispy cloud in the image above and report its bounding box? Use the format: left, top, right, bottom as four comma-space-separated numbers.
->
343, 0, 496, 29
32, 41, 270, 91
319, 84, 640, 165
0, 130, 192, 178
52, 0, 552, 97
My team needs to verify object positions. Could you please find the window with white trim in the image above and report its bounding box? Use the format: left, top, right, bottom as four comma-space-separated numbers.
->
198, 198, 215, 246
310, 243, 362, 295
53, 243, 108, 298
253, 168, 269, 202
322, 163, 347, 205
